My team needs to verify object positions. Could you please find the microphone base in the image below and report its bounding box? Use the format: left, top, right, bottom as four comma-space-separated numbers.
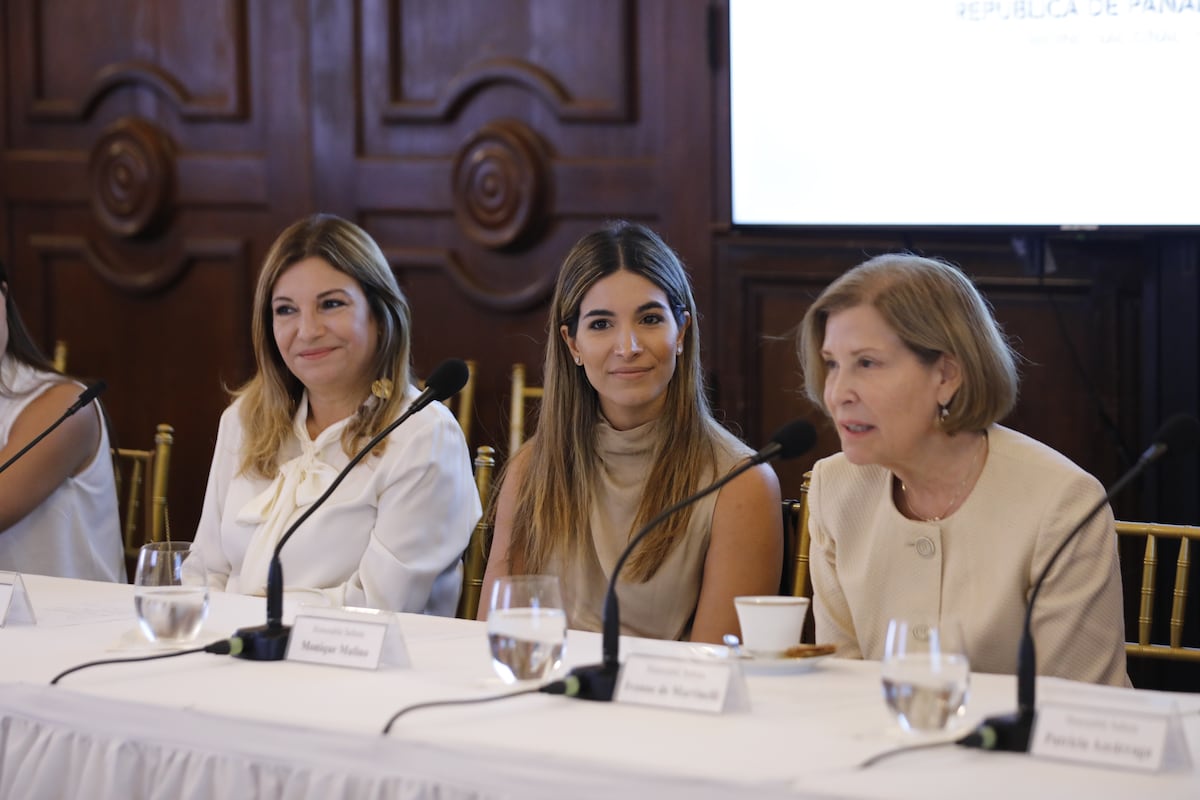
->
233, 622, 291, 661
961, 710, 1035, 753
564, 662, 620, 702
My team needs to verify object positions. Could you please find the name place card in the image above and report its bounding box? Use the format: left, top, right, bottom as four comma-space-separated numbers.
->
1032, 701, 1192, 773
0, 572, 36, 627
285, 605, 410, 670
614, 653, 749, 714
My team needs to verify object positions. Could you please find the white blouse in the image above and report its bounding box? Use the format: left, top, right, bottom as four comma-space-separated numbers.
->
191, 385, 480, 615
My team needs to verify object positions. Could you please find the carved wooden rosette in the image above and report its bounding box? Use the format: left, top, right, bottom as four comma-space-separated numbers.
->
451, 119, 551, 251
88, 117, 176, 239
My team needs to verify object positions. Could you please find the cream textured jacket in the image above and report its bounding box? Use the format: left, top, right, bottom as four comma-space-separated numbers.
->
809, 425, 1128, 686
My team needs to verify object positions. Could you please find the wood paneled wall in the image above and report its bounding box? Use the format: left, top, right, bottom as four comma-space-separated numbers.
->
0, 0, 717, 535
1, 2, 1196, 563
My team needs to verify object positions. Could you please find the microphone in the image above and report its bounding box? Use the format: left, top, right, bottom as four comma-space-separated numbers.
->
961, 413, 1200, 752
558, 419, 817, 701
233, 358, 471, 661
0, 380, 107, 476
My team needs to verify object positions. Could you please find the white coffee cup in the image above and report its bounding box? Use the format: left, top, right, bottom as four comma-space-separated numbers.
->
733, 596, 809, 656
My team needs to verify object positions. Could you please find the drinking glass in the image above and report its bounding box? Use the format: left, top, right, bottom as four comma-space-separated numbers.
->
881, 618, 969, 732
133, 542, 209, 644
486, 575, 567, 683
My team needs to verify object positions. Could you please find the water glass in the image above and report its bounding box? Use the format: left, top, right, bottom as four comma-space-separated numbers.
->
487, 575, 567, 683
881, 618, 969, 732
134, 541, 209, 644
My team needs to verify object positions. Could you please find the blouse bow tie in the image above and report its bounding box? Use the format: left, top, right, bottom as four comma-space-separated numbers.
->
237, 451, 339, 526
237, 415, 346, 596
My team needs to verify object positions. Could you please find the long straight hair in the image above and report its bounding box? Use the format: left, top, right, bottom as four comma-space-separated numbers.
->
508, 221, 729, 582
0, 259, 60, 395
236, 214, 412, 477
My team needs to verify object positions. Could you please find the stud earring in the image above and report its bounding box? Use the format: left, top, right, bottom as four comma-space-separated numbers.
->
371, 378, 393, 400
676, 344, 683, 355
574, 356, 582, 366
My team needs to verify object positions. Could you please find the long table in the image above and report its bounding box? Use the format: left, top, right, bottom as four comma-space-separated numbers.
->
0, 574, 1197, 799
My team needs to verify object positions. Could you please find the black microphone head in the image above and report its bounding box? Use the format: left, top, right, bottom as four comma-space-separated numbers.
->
769, 419, 818, 461
424, 359, 470, 402
79, 380, 107, 404
1154, 414, 1200, 455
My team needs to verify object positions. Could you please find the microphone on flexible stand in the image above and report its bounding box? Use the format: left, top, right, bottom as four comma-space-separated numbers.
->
960, 413, 1200, 752
233, 359, 471, 661
556, 419, 818, 701
0, 380, 107, 476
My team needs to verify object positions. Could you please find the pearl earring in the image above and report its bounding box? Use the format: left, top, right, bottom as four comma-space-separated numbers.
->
574, 356, 582, 366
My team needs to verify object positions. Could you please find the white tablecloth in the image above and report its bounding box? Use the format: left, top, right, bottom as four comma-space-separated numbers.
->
0, 574, 1198, 799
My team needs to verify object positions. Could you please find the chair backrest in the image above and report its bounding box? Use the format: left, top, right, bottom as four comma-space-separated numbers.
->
456, 445, 496, 620
52, 340, 68, 373
422, 359, 477, 444
780, 470, 813, 599
508, 362, 543, 458
1116, 520, 1200, 664
115, 423, 175, 561
448, 359, 477, 444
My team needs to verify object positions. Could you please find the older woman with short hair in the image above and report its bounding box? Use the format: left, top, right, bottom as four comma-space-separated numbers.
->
799, 253, 1126, 685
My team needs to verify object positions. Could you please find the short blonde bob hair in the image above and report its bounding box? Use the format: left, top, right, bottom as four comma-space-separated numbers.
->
798, 253, 1019, 434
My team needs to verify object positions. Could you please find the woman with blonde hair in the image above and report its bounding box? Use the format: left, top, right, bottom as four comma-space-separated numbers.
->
191, 214, 478, 614
799, 253, 1126, 684
0, 260, 122, 581
481, 221, 782, 643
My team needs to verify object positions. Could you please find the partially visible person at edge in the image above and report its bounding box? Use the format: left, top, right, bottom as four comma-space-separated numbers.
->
189, 214, 479, 614
479, 221, 782, 644
798, 252, 1127, 685
0, 260, 123, 581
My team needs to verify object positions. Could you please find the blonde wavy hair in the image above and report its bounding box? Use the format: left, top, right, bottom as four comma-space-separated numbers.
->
507, 221, 732, 583
236, 214, 412, 477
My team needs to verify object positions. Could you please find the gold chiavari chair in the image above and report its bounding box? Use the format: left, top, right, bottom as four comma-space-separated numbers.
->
420, 359, 477, 444
52, 340, 68, 373
1117, 520, 1200, 663
115, 423, 175, 562
508, 362, 543, 459
448, 359, 477, 444
780, 471, 813, 600
781, 471, 815, 643
456, 445, 496, 620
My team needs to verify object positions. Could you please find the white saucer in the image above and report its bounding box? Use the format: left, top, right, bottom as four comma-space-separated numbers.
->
739, 652, 833, 675
685, 644, 834, 674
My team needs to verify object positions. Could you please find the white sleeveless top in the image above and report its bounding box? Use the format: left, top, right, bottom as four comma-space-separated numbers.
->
0, 357, 124, 582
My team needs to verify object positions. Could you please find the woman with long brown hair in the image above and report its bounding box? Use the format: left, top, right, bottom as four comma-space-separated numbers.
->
480, 221, 782, 643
